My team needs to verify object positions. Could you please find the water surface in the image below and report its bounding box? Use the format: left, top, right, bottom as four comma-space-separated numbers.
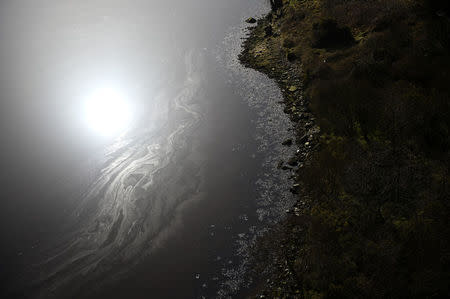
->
0, 1, 295, 298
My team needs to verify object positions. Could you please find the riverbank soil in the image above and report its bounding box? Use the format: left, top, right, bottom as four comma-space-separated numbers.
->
240, 0, 450, 298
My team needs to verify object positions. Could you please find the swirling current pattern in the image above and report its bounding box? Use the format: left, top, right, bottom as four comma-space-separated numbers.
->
32, 50, 206, 297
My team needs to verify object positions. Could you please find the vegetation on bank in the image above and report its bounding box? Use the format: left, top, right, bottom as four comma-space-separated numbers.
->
241, 0, 450, 298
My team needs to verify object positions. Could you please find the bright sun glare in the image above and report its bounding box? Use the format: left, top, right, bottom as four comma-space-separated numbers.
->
84, 88, 132, 137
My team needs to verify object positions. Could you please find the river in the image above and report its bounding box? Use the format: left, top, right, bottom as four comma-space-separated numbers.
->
0, 1, 295, 298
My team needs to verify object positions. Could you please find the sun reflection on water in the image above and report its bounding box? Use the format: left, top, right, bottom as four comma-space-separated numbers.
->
83, 87, 133, 137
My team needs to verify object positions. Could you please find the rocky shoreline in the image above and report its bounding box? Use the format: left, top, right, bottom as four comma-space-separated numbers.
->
240, 12, 320, 193
239, 7, 319, 298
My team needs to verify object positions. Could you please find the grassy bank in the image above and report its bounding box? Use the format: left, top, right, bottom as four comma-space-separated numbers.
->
240, 1, 450, 298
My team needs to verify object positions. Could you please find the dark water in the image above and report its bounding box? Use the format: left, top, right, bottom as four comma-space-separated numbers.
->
0, 1, 295, 298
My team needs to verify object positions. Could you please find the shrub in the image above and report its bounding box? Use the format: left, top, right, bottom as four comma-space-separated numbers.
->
311, 19, 355, 49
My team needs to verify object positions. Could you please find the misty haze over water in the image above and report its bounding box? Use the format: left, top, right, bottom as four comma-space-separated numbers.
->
0, 1, 295, 298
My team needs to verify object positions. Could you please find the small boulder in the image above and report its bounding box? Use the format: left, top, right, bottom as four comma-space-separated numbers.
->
288, 86, 298, 92
282, 138, 293, 146
245, 17, 256, 24
287, 157, 298, 167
